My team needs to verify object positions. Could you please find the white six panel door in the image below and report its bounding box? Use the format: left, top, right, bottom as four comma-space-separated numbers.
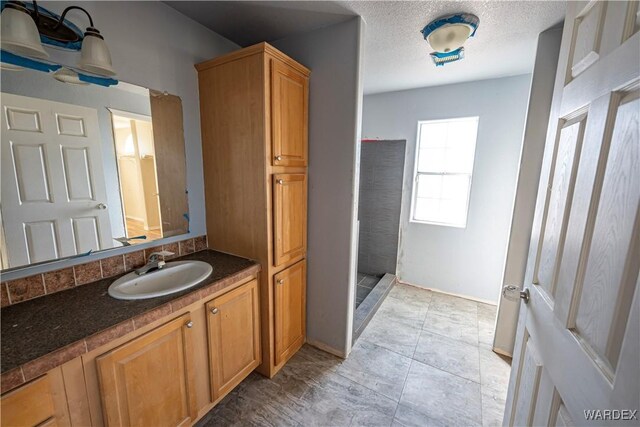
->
504, 1, 639, 426
1, 93, 112, 267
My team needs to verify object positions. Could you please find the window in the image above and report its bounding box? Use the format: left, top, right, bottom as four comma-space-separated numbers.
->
411, 117, 479, 227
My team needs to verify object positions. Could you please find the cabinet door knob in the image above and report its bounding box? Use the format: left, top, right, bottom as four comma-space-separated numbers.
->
210, 307, 219, 314
275, 155, 282, 161
277, 279, 284, 285
276, 179, 284, 185
185, 321, 194, 328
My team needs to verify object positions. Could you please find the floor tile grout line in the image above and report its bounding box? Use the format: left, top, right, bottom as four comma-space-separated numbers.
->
477, 311, 485, 427
419, 323, 480, 347
331, 364, 404, 404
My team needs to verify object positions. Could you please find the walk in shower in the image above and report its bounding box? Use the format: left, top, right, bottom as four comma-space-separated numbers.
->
353, 139, 406, 340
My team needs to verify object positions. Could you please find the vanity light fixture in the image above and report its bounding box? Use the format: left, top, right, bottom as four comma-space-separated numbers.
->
52, 67, 89, 85
0, 1, 49, 58
0, 0, 115, 76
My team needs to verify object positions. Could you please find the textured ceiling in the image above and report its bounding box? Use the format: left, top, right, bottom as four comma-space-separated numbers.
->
166, 1, 566, 94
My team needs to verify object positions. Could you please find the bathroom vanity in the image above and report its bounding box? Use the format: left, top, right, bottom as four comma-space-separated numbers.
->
1, 250, 261, 426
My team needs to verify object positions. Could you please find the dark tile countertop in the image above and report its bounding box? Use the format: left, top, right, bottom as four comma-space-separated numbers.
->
1, 250, 259, 391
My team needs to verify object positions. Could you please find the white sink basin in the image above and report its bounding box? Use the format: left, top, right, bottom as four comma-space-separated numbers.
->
108, 260, 213, 300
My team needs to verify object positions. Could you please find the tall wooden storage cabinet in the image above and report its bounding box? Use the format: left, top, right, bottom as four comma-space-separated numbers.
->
196, 42, 309, 377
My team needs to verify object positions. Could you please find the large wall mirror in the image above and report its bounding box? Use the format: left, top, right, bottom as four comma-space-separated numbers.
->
1, 67, 189, 270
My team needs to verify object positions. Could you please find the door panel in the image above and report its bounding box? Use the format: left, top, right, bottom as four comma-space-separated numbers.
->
96, 314, 197, 427
572, 90, 639, 371
271, 60, 308, 167
274, 260, 306, 366
533, 115, 586, 298
61, 146, 94, 201
273, 173, 307, 267
569, 1, 607, 79
504, 2, 640, 426
1, 93, 112, 267
207, 279, 261, 401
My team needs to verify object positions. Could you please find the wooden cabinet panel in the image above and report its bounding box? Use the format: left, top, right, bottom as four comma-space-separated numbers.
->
271, 59, 308, 167
206, 279, 261, 401
1, 376, 58, 427
96, 314, 197, 427
273, 173, 307, 267
274, 260, 306, 366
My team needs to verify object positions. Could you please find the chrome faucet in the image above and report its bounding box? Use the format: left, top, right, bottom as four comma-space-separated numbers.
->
135, 251, 174, 276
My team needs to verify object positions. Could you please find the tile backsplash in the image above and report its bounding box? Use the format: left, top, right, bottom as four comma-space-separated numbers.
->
0, 235, 207, 308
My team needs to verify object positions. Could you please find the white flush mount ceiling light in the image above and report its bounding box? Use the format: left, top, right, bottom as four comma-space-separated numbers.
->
421, 13, 479, 67
0, 1, 115, 77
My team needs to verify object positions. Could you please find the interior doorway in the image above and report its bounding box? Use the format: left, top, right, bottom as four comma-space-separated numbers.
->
111, 111, 162, 243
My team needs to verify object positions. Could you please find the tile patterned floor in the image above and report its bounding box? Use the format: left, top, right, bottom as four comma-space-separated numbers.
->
197, 283, 512, 427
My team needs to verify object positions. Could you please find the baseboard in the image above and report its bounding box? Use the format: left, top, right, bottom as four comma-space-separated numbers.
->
396, 279, 497, 306
306, 339, 346, 359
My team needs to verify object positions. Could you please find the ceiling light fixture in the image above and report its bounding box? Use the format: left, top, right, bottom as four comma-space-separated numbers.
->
421, 13, 479, 67
0, 1, 115, 76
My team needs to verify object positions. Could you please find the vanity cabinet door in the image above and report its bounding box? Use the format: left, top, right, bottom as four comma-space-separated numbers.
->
206, 279, 261, 401
274, 260, 306, 366
1, 373, 69, 427
273, 173, 307, 267
96, 314, 197, 427
271, 59, 308, 167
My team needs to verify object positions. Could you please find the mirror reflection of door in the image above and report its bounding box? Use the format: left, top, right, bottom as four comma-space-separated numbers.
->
1, 93, 113, 267
110, 111, 162, 243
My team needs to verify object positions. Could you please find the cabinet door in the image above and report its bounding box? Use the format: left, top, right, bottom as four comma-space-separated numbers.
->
207, 279, 261, 401
96, 314, 197, 427
1, 374, 68, 427
274, 260, 306, 366
273, 173, 307, 267
271, 60, 308, 167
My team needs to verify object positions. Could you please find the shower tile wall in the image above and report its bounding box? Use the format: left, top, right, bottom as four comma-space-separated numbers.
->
357, 140, 406, 276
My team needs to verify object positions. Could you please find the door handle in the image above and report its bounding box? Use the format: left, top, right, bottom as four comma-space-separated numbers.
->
502, 285, 530, 304
96, 203, 108, 210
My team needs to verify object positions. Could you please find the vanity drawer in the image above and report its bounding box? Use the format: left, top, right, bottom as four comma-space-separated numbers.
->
1, 376, 59, 427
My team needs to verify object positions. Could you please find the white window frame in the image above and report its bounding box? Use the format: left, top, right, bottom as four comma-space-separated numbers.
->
410, 116, 479, 228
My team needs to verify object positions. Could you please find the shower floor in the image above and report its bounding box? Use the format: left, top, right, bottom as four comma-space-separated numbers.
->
356, 273, 380, 308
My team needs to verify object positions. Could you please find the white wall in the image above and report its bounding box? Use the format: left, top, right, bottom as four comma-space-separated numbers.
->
362, 75, 531, 303
2, 1, 239, 280
273, 17, 365, 356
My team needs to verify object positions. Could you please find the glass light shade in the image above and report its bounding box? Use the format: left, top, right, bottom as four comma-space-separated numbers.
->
78, 32, 115, 77
427, 24, 472, 53
1, 61, 24, 71
53, 68, 89, 85
0, 5, 49, 59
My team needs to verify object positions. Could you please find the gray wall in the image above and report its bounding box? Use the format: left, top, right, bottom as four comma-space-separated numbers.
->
362, 75, 531, 303
273, 17, 365, 356
2, 1, 239, 281
358, 140, 406, 276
